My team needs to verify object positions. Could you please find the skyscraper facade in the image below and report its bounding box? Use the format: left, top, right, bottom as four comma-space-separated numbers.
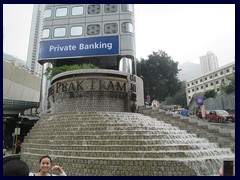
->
199, 51, 219, 74
37, 4, 136, 112
26, 4, 44, 76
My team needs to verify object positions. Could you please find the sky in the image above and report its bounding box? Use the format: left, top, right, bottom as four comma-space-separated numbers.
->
3, 4, 235, 66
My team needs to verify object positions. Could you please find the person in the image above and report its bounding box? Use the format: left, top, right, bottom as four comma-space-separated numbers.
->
219, 167, 223, 176
29, 155, 67, 176
3, 140, 8, 156
145, 95, 151, 106
180, 107, 188, 117
3, 157, 30, 176
15, 139, 21, 154
3, 148, 8, 156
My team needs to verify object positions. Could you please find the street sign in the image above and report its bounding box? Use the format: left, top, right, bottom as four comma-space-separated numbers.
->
14, 128, 20, 135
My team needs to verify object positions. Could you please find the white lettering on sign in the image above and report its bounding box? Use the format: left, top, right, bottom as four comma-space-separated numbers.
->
48, 42, 113, 53
79, 42, 112, 50
49, 45, 77, 52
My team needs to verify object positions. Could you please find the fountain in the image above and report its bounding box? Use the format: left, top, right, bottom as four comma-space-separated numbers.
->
21, 69, 234, 176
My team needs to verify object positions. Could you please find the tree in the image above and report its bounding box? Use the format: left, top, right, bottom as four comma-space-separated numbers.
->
162, 81, 187, 107
137, 50, 181, 102
44, 64, 98, 79
203, 89, 216, 99
220, 73, 235, 94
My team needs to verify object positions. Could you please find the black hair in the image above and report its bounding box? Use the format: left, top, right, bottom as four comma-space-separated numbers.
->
3, 157, 30, 176
39, 155, 52, 164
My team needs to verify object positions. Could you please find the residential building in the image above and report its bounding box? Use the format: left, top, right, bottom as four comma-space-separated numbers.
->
200, 51, 219, 74
186, 61, 235, 106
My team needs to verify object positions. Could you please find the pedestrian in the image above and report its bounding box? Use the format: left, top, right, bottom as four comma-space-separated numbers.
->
3, 140, 8, 156
29, 155, 67, 176
180, 107, 188, 117
145, 95, 151, 106
3, 157, 30, 176
15, 139, 21, 154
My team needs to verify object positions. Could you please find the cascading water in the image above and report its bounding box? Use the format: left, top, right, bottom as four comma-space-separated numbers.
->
21, 111, 234, 176
20, 70, 234, 176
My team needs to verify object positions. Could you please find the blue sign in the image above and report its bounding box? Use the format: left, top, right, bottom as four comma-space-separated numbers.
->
38, 35, 119, 60
195, 96, 203, 106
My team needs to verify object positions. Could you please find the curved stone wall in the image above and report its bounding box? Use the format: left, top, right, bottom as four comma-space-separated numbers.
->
48, 69, 131, 113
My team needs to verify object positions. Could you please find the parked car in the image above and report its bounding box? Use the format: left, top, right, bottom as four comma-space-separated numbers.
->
196, 110, 210, 119
208, 110, 235, 123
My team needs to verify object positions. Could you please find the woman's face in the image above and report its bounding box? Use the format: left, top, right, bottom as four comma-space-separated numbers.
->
40, 157, 51, 173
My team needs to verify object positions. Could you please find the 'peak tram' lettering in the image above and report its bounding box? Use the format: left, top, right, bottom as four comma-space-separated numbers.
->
48, 79, 126, 97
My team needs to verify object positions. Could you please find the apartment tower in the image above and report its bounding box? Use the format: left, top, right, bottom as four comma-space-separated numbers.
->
199, 51, 219, 74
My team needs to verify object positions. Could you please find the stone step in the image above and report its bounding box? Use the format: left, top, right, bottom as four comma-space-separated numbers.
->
23, 138, 210, 145
21, 152, 233, 176
39, 116, 154, 121
21, 143, 219, 151
25, 133, 198, 141
34, 122, 171, 128
30, 126, 181, 132
22, 147, 232, 159
37, 118, 166, 124
29, 129, 189, 136
41, 111, 144, 117
140, 109, 235, 152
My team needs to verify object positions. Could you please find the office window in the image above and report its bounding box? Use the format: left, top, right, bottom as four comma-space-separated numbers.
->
104, 4, 118, 13
189, 96, 191, 99
71, 26, 83, 36
205, 77, 207, 81
72, 6, 84, 16
217, 88, 220, 91
187, 84, 190, 87
121, 4, 133, 12
201, 86, 203, 89
215, 73, 218, 77
205, 84, 208, 88
191, 82, 194, 85
216, 80, 219, 84
54, 27, 66, 37
188, 90, 190, 93
210, 76, 212, 79
56, 7, 68, 17
210, 82, 213, 86
104, 23, 118, 34
232, 67, 235, 71
44, 9, 52, 18
196, 87, 199, 91
221, 79, 225, 83
200, 79, 202, 82
192, 89, 194, 92
122, 22, 133, 33
195, 81, 198, 84
42, 29, 50, 38
88, 4, 101, 14
87, 24, 100, 35
220, 71, 223, 75
226, 69, 230, 73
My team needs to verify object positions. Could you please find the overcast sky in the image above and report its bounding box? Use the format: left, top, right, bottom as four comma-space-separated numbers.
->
3, 4, 235, 66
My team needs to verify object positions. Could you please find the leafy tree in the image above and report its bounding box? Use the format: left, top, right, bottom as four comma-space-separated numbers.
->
162, 81, 187, 107
203, 89, 217, 99
137, 50, 181, 102
220, 73, 235, 94
44, 64, 99, 79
